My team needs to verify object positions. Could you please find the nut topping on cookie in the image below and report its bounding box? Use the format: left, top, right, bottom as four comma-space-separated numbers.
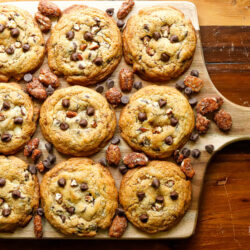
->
196, 113, 210, 134
38, 0, 61, 17
119, 68, 134, 92
105, 88, 122, 105
117, 0, 135, 19
106, 144, 121, 166
214, 109, 232, 131
123, 152, 148, 168
35, 12, 51, 32
180, 158, 195, 179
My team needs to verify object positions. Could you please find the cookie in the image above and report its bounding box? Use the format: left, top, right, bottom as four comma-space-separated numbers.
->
123, 6, 197, 82
119, 85, 195, 158
0, 83, 38, 155
119, 161, 191, 233
47, 5, 122, 86
39, 86, 116, 156
0, 5, 45, 82
0, 156, 39, 232
40, 158, 118, 237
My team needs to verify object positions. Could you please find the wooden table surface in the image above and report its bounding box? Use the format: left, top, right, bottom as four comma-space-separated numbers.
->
1, 0, 250, 249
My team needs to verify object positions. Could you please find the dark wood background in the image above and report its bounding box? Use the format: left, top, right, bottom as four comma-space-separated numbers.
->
1, 0, 250, 249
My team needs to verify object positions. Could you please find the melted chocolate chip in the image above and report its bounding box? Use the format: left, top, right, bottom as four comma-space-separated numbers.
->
99, 158, 107, 167
106, 8, 114, 16
62, 99, 70, 108
66, 206, 75, 215
60, 122, 69, 131
0, 178, 6, 187
143, 24, 149, 31
23, 73, 33, 82
152, 32, 161, 41
152, 178, 160, 188
170, 35, 179, 43
12, 190, 21, 199
10, 28, 20, 38
84, 32, 93, 41
0, 24, 5, 33
2, 208, 11, 217
6, 46, 14, 55
79, 119, 88, 128
70, 53, 80, 61
80, 183, 88, 191
170, 191, 178, 200
14, 117, 23, 124
139, 214, 148, 223
160, 53, 170, 62
165, 136, 173, 145
66, 30, 74, 40
22, 43, 30, 52
58, 178, 66, 187
117, 20, 125, 28
156, 195, 164, 203
170, 117, 178, 126
137, 191, 145, 201
138, 112, 147, 122
86, 106, 95, 116
158, 99, 167, 108
2, 101, 10, 110
116, 207, 125, 217
93, 57, 103, 66
1, 133, 12, 142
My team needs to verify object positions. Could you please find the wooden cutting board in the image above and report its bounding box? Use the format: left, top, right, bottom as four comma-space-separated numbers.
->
0, 1, 249, 239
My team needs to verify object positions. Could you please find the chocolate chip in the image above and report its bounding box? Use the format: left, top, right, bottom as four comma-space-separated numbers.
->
152, 178, 160, 188
165, 136, 173, 145
46, 85, 54, 96
190, 69, 199, 77
66, 206, 75, 215
119, 165, 128, 175
175, 80, 185, 90
138, 112, 147, 122
86, 106, 95, 116
152, 32, 161, 40
189, 98, 198, 107
190, 132, 199, 142
137, 191, 145, 201
205, 144, 214, 154
116, 207, 125, 217
191, 149, 201, 158
60, 215, 66, 223
184, 87, 192, 95
42, 159, 51, 169
70, 53, 80, 61
79, 119, 88, 128
2, 101, 10, 110
24, 73, 33, 82
133, 81, 142, 90
28, 165, 37, 174
10, 28, 20, 38
143, 24, 149, 31
2, 208, 11, 217
62, 99, 70, 108
139, 214, 148, 223
158, 99, 167, 108
12, 190, 21, 199
37, 208, 44, 217
170, 191, 178, 200
45, 142, 53, 153
117, 20, 125, 28
78, 64, 85, 69
0, 24, 5, 33
121, 95, 129, 105
22, 43, 30, 52
14, 117, 23, 124
111, 137, 120, 145
181, 147, 191, 158
1, 133, 12, 142
60, 122, 69, 131
80, 183, 88, 191
58, 178, 66, 187
66, 30, 74, 40
160, 53, 170, 62
106, 8, 114, 16
6, 46, 14, 55
94, 57, 103, 66
99, 158, 107, 167
84, 32, 93, 41
170, 117, 178, 126
47, 154, 56, 164
170, 35, 179, 43
106, 79, 114, 89
156, 195, 164, 203
96, 85, 104, 93
0, 178, 6, 187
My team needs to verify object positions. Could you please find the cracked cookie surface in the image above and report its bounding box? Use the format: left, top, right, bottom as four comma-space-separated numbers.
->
47, 5, 122, 86
119, 161, 191, 233
119, 85, 195, 158
0, 5, 45, 82
0, 156, 39, 232
39, 86, 116, 156
0, 83, 38, 155
40, 158, 118, 237
123, 6, 196, 82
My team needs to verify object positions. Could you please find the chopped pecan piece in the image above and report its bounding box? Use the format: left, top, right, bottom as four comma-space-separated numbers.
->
34, 214, 43, 238
196, 97, 223, 115
38, 0, 61, 17
117, 0, 135, 19
119, 68, 134, 92
26, 78, 47, 100
36, 161, 45, 173
66, 111, 77, 118
34, 12, 51, 32
105, 88, 122, 105
214, 109, 232, 131
184, 75, 203, 93
38, 68, 60, 88
196, 113, 210, 134
146, 47, 155, 56
109, 215, 128, 238
123, 152, 148, 168
106, 144, 121, 166
24, 138, 40, 156
180, 158, 195, 179
31, 149, 42, 162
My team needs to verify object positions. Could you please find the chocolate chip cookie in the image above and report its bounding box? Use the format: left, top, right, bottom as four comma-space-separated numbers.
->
119, 85, 195, 158
40, 158, 118, 237
39, 86, 116, 156
123, 6, 197, 81
0, 5, 45, 82
47, 5, 122, 86
119, 161, 191, 233
0, 83, 38, 155
0, 156, 39, 232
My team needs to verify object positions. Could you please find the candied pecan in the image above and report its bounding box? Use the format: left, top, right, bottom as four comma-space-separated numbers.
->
109, 215, 127, 238
196, 113, 210, 134
119, 68, 134, 92
173, 150, 185, 165
38, 68, 60, 88
105, 88, 122, 105
196, 97, 223, 115
117, 0, 135, 19
31, 149, 42, 162
180, 158, 195, 179
34, 12, 51, 32
66, 111, 77, 118
214, 109, 232, 132
184, 75, 203, 93
24, 138, 40, 156
34, 214, 43, 238
36, 161, 45, 173
106, 144, 121, 166
26, 78, 47, 100
123, 152, 148, 168
38, 0, 61, 17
